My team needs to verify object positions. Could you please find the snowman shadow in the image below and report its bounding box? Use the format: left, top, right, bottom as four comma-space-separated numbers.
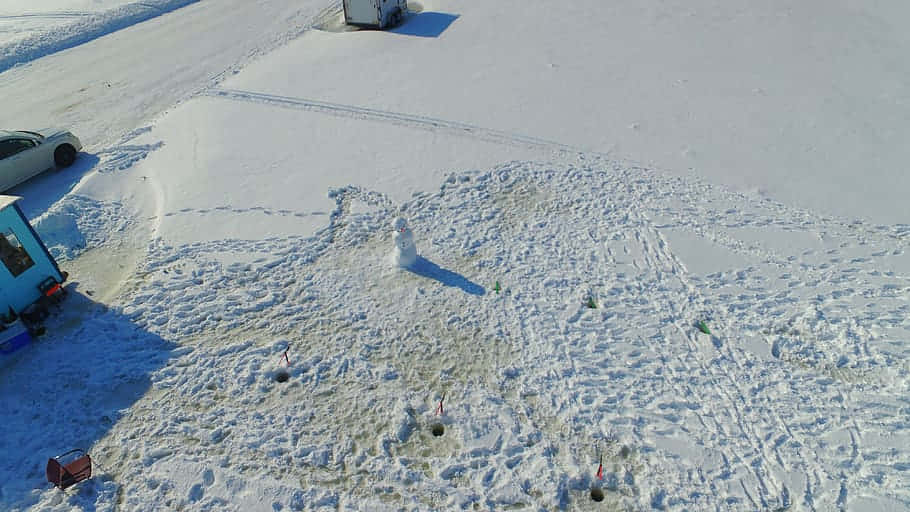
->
406, 256, 485, 296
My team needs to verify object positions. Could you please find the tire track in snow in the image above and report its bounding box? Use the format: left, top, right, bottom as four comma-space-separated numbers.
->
611, 180, 864, 510
482, 170, 785, 507
0, 11, 93, 19
203, 87, 602, 157
633, 203, 843, 511
631, 178, 910, 510
632, 214, 791, 509
486, 171, 735, 505
643, 230, 781, 474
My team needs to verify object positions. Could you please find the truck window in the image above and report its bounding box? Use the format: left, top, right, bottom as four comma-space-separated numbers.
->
0, 230, 35, 277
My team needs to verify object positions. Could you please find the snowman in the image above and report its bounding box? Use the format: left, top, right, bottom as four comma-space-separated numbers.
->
391, 217, 417, 267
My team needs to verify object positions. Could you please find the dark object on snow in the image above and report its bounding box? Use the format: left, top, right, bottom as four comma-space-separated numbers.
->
38, 275, 68, 306
46, 449, 92, 490
20, 302, 48, 328
20, 276, 68, 336
0, 317, 31, 354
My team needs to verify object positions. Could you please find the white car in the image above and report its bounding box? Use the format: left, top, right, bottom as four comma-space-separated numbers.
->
0, 129, 83, 192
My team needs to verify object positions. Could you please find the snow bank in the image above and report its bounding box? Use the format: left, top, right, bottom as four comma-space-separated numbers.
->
32, 195, 134, 262
0, 0, 199, 74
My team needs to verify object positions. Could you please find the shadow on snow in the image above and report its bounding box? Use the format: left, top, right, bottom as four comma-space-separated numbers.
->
405, 256, 485, 296
0, 283, 177, 510
391, 12, 459, 38
10, 152, 101, 220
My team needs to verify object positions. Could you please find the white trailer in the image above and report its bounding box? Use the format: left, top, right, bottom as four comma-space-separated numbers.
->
343, 0, 407, 29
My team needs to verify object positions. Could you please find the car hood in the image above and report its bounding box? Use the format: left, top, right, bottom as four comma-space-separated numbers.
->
33, 127, 70, 139
12, 128, 82, 151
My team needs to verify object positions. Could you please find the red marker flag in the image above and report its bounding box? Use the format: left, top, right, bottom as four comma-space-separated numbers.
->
435, 392, 446, 416
596, 455, 603, 480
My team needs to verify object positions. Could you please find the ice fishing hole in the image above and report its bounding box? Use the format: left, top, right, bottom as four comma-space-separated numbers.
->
275, 371, 290, 383
590, 487, 604, 502
431, 423, 445, 437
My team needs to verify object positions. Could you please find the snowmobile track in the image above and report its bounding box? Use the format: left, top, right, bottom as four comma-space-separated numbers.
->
204, 87, 604, 157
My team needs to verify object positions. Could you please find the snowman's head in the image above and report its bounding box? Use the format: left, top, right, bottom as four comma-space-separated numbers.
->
392, 217, 408, 232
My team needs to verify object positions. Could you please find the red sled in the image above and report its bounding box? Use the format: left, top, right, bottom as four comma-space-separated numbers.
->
46, 449, 92, 490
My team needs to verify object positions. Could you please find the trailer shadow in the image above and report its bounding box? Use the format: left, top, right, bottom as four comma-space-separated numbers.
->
392, 11, 459, 38
0, 283, 177, 510
406, 256, 485, 295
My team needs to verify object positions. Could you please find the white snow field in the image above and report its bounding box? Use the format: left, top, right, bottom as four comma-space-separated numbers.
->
0, 0, 200, 70
0, 0, 908, 511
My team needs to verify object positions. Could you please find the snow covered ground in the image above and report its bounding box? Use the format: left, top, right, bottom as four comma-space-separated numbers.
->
0, 0, 201, 71
0, 0, 908, 510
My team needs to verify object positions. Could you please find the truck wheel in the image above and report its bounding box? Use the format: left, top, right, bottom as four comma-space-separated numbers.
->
54, 144, 77, 167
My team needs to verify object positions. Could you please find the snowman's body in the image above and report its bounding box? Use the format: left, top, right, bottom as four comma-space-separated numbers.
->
391, 217, 417, 267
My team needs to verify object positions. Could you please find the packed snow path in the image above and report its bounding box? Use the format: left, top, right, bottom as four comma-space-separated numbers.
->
6, 161, 907, 511
0, 0, 331, 149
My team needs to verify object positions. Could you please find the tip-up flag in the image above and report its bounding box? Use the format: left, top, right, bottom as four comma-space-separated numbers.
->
435, 392, 446, 416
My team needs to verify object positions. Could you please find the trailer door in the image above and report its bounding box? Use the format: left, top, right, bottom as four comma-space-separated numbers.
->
344, 0, 380, 25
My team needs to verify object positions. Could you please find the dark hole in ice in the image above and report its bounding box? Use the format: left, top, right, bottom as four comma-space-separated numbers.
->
431, 423, 445, 437
275, 371, 290, 383
590, 487, 604, 502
